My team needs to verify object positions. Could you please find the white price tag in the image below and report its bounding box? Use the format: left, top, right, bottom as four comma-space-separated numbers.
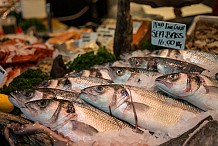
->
151, 20, 186, 49
0, 66, 6, 85
80, 32, 98, 47
97, 27, 115, 47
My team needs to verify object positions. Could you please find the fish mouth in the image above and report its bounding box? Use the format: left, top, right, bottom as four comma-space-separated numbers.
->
9, 92, 25, 108
80, 89, 97, 101
155, 78, 173, 89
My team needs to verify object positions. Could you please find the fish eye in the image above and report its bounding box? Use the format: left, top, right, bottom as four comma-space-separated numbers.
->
72, 70, 83, 77
95, 86, 104, 93
168, 74, 179, 81
37, 100, 49, 108
116, 69, 123, 76
121, 89, 129, 97
96, 72, 102, 78
64, 79, 71, 86
67, 104, 75, 113
23, 91, 34, 98
133, 59, 141, 67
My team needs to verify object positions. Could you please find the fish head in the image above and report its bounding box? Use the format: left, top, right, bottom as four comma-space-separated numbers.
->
108, 67, 131, 83
21, 99, 76, 125
9, 89, 45, 107
128, 57, 145, 68
128, 57, 157, 71
80, 85, 131, 113
96, 69, 111, 80
155, 73, 200, 97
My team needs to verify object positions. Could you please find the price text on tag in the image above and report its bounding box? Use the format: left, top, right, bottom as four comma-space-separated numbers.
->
0, 66, 6, 85
151, 20, 186, 49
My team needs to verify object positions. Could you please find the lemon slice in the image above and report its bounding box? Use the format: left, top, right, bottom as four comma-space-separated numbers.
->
0, 94, 14, 113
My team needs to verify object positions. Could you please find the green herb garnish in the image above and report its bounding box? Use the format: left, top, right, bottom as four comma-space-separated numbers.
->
67, 47, 116, 71
0, 69, 50, 95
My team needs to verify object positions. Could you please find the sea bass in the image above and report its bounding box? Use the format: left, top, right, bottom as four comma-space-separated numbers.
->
36, 76, 113, 92
151, 49, 218, 69
9, 97, 97, 141
108, 67, 163, 90
150, 49, 218, 80
155, 73, 218, 111
9, 91, 130, 140
128, 56, 215, 79
80, 84, 199, 137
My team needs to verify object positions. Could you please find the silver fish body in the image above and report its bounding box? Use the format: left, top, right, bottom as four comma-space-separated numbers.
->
128, 57, 207, 75
37, 76, 113, 92
155, 73, 218, 111
150, 49, 218, 80
151, 49, 218, 69
80, 84, 199, 137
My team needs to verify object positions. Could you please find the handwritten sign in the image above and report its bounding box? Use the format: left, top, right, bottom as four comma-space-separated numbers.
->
80, 32, 98, 47
0, 66, 6, 85
151, 20, 186, 49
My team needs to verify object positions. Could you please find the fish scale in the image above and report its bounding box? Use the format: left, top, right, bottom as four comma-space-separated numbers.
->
73, 103, 129, 132
123, 85, 201, 114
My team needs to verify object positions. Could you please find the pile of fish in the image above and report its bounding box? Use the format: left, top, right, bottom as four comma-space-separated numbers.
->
8, 49, 218, 145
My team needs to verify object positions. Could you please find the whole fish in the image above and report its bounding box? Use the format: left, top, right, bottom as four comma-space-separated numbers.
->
150, 49, 218, 80
36, 76, 113, 92
155, 73, 218, 111
128, 57, 215, 79
65, 68, 111, 80
9, 97, 97, 141
80, 84, 199, 137
108, 67, 163, 90
151, 49, 218, 68
9, 91, 130, 141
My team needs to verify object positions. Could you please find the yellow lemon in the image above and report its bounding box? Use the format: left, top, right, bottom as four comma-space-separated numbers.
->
0, 94, 14, 113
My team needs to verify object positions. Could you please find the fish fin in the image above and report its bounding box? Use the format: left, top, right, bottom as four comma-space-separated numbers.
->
203, 86, 218, 94
131, 102, 150, 111
71, 120, 98, 135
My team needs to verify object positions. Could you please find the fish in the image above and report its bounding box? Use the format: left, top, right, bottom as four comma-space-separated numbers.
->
36, 76, 113, 92
128, 56, 216, 79
65, 68, 112, 80
108, 67, 163, 90
9, 97, 97, 141
150, 49, 218, 80
80, 84, 199, 137
155, 73, 218, 111
150, 49, 218, 69
9, 91, 131, 141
